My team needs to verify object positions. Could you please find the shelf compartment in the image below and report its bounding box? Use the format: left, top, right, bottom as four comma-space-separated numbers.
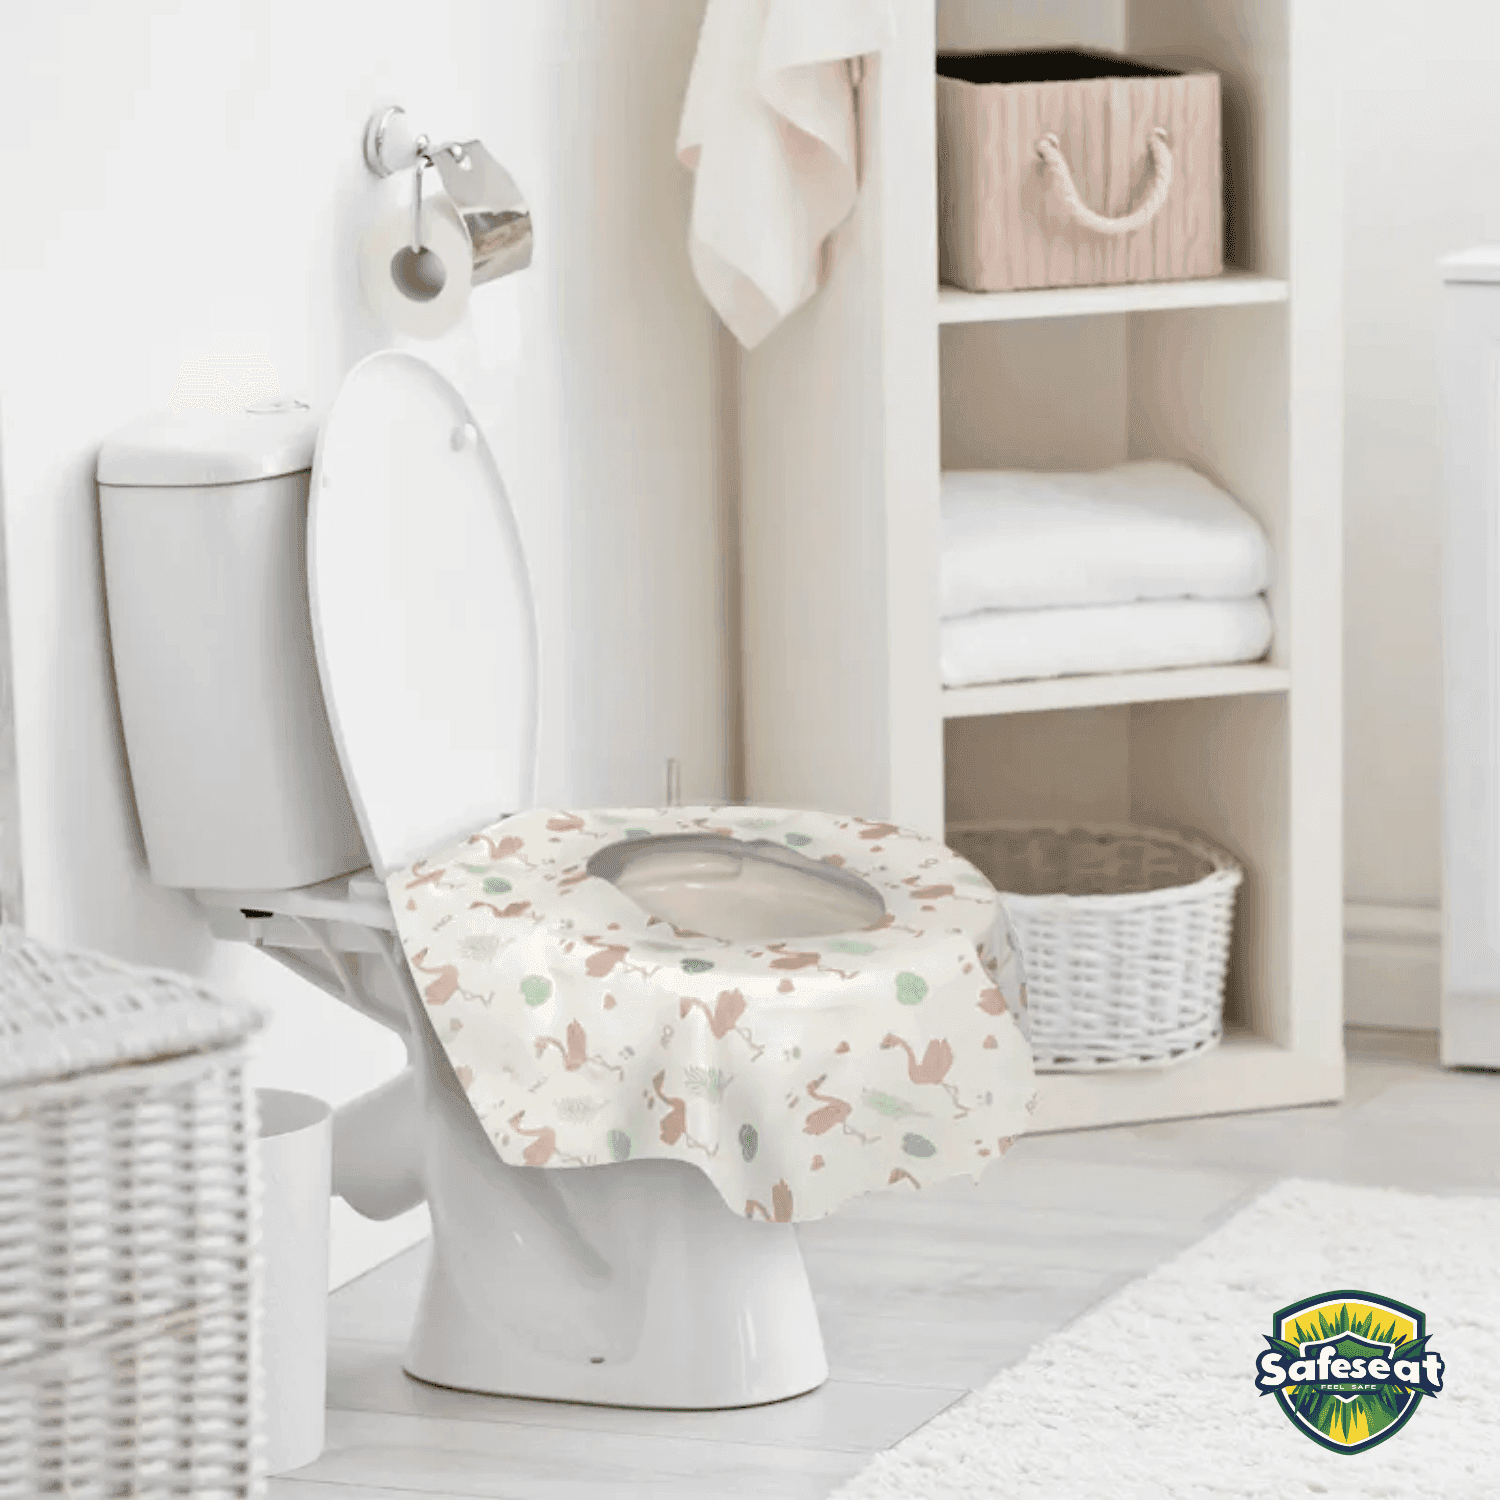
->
942, 662, 1290, 719
937, 267, 1289, 325
1026, 1030, 1342, 1134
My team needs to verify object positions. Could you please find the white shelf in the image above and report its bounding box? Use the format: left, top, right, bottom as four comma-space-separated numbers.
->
942, 663, 1291, 719
938, 268, 1289, 325
1028, 1031, 1342, 1135
738, 0, 1343, 1133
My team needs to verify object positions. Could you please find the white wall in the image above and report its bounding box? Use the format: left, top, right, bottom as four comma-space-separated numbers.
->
1340, 0, 1500, 1028
0, 0, 728, 1283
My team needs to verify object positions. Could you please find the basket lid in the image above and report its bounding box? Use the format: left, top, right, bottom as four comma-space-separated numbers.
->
0, 927, 265, 1092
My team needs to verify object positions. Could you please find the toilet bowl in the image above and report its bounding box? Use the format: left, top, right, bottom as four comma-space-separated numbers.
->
97, 351, 1037, 1409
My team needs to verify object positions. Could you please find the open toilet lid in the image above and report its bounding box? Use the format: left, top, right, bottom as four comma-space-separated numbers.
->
309, 351, 539, 877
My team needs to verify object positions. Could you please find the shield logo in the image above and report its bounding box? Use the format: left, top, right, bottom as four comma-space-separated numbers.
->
1254, 1290, 1443, 1454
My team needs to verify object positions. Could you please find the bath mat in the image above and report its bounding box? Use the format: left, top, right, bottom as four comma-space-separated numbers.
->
832, 1178, 1499, 1499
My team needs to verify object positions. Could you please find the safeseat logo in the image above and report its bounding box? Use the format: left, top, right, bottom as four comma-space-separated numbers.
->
1254, 1291, 1444, 1454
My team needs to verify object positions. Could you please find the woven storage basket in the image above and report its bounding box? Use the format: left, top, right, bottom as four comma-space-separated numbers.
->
936, 49, 1223, 293
945, 821, 1240, 1071
0, 928, 266, 1498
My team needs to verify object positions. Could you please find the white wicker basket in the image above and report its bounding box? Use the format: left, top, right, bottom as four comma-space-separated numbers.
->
946, 821, 1241, 1072
0, 928, 266, 1498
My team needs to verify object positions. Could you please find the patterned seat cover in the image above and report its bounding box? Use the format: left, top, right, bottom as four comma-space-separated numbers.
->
387, 804, 1038, 1222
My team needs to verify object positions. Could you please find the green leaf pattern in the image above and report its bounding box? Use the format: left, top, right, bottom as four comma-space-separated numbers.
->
683, 1065, 732, 1103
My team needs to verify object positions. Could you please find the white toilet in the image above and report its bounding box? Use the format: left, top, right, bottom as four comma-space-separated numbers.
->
97, 351, 1034, 1410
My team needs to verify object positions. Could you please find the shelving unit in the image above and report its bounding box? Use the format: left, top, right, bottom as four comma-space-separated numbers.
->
738, 0, 1343, 1132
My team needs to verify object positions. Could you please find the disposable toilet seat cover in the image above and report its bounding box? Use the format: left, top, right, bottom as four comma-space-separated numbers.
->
386, 805, 1039, 1222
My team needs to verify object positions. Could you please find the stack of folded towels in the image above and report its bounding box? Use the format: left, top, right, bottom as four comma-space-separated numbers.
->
940, 460, 1274, 688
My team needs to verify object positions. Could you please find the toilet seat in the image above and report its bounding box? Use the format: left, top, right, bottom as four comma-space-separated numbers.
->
386, 803, 1037, 1223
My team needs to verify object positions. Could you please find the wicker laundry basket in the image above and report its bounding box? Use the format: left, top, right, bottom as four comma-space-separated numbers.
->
0, 929, 266, 1498
946, 821, 1240, 1071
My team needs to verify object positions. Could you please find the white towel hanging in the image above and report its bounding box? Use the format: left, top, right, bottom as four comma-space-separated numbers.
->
677, 0, 895, 349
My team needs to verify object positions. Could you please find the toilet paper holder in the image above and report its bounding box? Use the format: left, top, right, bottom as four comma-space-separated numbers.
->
363, 104, 533, 285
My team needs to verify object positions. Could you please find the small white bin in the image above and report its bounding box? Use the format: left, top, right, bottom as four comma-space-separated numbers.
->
256, 1090, 332, 1477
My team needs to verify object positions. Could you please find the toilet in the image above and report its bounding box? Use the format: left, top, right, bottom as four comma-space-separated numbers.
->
96, 350, 1036, 1410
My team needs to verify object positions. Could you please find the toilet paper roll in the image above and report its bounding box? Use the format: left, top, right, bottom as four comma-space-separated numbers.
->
357, 195, 474, 339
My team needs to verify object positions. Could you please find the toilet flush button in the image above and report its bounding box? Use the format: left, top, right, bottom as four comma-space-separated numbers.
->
451, 422, 477, 452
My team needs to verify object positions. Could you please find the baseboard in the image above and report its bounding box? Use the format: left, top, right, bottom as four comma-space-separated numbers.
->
1343, 901, 1440, 1031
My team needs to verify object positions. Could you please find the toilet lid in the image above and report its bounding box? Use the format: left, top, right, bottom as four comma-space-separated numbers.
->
309, 351, 539, 877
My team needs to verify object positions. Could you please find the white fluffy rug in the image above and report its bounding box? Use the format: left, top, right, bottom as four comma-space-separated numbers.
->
832, 1179, 1499, 1500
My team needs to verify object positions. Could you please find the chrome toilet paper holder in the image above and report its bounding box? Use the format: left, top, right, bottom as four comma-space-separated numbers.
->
363, 104, 533, 285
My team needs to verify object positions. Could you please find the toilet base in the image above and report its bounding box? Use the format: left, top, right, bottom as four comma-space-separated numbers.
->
237, 919, 831, 1408
410, 1023, 830, 1409
405, 1154, 829, 1409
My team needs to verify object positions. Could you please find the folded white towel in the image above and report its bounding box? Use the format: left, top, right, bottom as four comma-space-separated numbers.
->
940, 461, 1273, 618
940, 596, 1274, 689
677, 0, 895, 349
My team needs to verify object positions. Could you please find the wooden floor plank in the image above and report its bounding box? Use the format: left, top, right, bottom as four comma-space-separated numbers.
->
326, 1338, 964, 1455
280, 1409, 866, 1500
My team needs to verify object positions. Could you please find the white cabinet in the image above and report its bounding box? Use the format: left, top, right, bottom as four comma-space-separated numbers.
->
1440, 249, 1500, 1070
738, 0, 1343, 1130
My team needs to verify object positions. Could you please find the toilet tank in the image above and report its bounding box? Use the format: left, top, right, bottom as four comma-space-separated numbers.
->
97, 401, 368, 891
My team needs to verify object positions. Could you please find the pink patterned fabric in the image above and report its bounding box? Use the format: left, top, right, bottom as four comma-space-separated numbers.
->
386, 806, 1038, 1222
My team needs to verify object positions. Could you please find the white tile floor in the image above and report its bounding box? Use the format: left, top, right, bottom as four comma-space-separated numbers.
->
270, 1029, 1499, 1499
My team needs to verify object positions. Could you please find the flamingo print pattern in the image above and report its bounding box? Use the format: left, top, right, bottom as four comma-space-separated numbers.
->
385, 804, 1037, 1223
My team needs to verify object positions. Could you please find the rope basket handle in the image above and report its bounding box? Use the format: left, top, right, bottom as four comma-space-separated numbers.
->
1035, 126, 1173, 237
